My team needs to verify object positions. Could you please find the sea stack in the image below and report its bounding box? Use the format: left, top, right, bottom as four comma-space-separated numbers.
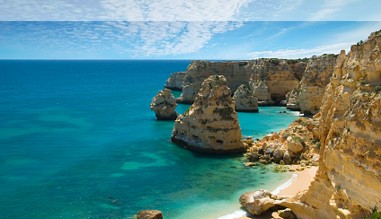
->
233, 84, 259, 112
251, 80, 275, 106
150, 88, 178, 120
171, 75, 244, 154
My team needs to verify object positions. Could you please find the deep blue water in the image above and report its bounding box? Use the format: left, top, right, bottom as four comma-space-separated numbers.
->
0, 60, 297, 218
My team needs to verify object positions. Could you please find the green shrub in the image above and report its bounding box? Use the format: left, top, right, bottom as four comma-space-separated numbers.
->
375, 86, 381, 92
292, 136, 303, 143
365, 207, 381, 219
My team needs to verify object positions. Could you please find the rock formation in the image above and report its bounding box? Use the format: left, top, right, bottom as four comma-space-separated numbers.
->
233, 84, 259, 112
241, 29, 381, 219
137, 210, 163, 219
286, 54, 337, 115
250, 80, 275, 105
164, 72, 187, 91
171, 75, 245, 154
175, 59, 307, 104
245, 118, 320, 166
150, 88, 178, 120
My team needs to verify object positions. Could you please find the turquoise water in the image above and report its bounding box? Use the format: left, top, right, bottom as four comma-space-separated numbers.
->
0, 60, 297, 218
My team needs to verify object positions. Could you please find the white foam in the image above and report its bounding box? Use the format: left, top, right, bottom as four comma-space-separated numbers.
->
272, 173, 297, 195
218, 210, 246, 219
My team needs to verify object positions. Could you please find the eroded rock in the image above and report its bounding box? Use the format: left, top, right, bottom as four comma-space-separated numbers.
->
150, 88, 178, 120
164, 72, 187, 91
137, 210, 163, 219
233, 84, 259, 112
171, 75, 244, 154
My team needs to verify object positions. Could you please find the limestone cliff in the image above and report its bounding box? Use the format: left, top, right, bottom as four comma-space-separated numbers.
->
286, 54, 337, 115
150, 88, 178, 120
233, 84, 259, 112
164, 72, 187, 91
298, 30, 381, 219
176, 59, 307, 104
241, 30, 381, 219
171, 75, 244, 154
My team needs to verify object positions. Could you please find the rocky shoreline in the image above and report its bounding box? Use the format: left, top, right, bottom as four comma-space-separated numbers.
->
145, 29, 381, 219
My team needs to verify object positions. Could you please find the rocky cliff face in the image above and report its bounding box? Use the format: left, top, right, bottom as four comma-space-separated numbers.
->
171, 75, 244, 154
164, 72, 187, 91
150, 88, 178, 120
176, 59, 307, 104
233, 84, 259, 112
286, 54, 337, 115
299, 30, 381, 219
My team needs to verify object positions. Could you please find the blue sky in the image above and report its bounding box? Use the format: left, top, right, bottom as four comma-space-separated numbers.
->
0, 0, 380, 59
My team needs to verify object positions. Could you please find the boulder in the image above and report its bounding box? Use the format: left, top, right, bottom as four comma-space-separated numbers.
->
278, 208, 297, 219
286, 136, 304, 154
150, 88, 178, 120
137, 210, 163, 219
240, 190, 279, 215
171, 75, 244, 154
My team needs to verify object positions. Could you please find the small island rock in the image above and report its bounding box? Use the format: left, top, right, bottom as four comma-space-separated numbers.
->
150, 88, 178, 120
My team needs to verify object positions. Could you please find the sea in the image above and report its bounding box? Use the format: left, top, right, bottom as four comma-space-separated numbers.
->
0, 60, 298, 219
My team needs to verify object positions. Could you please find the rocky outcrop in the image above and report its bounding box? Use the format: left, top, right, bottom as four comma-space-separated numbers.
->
241, 30, 381, 219
286, 54, 337, 115
296, 30, 381, 219
233, 84, 259, 112
244, 118, 320, 166
164, 72, 187, 91
250, 80, 275, 106
176, 59, 307, 104
137, 210, 163, 219
150, 88, 178, 120
171, 75, 244, 154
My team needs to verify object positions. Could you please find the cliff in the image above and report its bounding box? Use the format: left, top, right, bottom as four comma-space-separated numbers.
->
240, 29, 381, 219
164, 72, 187, 91
175, 59, 307, 104
298, 30, 381, 219
286, 54, 337, 115
171, 75, 245, 154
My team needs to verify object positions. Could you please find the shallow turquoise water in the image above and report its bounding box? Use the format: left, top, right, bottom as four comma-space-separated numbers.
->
0, 60, 297, 218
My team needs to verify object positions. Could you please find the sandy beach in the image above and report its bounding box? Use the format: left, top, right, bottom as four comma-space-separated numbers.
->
231, 165, 318, 219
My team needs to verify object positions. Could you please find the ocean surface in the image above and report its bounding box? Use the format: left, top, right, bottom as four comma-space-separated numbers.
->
0, 60, 297, 219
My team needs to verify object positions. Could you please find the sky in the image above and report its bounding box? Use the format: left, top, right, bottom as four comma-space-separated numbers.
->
0, 0, 380, 59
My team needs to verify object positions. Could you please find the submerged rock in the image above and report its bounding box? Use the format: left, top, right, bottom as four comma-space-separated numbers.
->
233, 84, 259, 112
137, 210, 163, 219
150, 88, 178, 120
171, 75, 244, 154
